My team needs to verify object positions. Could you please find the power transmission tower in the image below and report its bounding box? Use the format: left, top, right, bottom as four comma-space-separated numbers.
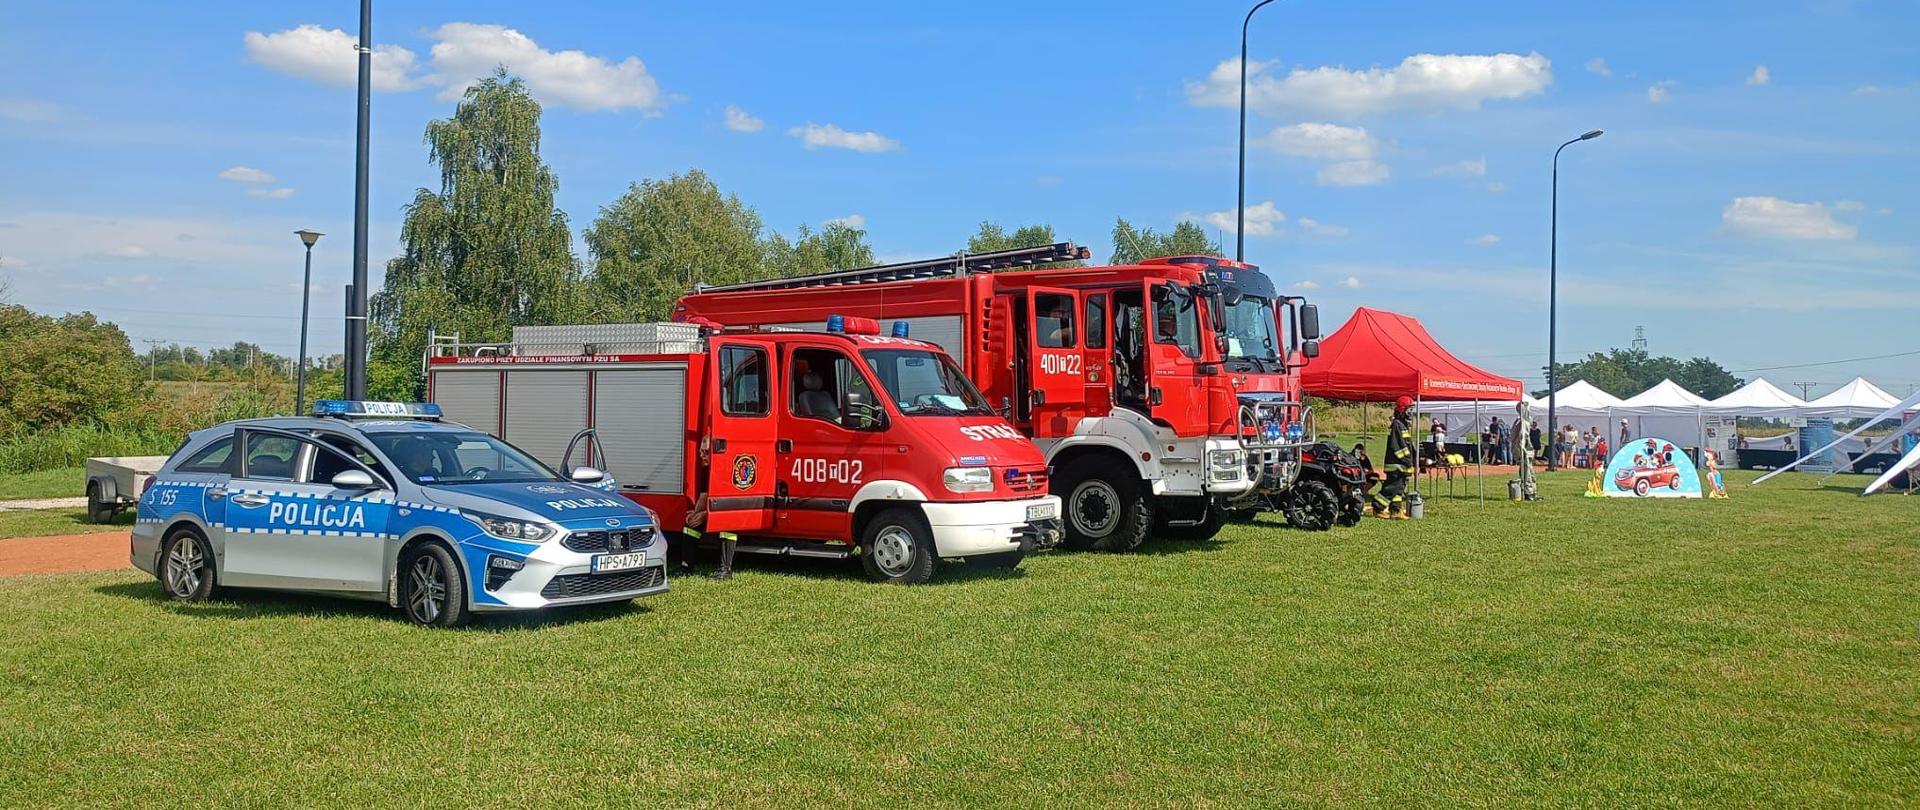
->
1794, 381, 1818, 400
1631, 326, 1647, 352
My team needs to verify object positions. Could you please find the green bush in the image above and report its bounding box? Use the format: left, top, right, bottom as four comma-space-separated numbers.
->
0, 423, 178, 474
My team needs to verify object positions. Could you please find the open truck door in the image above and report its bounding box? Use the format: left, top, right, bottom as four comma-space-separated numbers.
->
1025, 287, 1087, 434
701, 339, 777, 533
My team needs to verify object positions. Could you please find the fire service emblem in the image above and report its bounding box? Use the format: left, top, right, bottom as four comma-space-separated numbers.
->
731, 454, 758, 490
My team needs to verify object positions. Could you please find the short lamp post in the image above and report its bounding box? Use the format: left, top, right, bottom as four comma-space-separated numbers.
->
294, 229, 323, 413
1546, 129, 1602, 471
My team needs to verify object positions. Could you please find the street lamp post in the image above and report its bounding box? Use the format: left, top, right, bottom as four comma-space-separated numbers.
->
1546, 129, 1603, 471
294, 230, 323, 413
1236, 0, 1279, 262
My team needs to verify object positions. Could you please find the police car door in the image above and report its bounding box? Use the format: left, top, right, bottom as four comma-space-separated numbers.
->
222, 428, 391, 591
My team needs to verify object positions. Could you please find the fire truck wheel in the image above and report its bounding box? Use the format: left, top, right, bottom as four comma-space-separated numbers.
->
1057, 459, 1154, 553
400, 541, 472, 628
859, 508, 937, 585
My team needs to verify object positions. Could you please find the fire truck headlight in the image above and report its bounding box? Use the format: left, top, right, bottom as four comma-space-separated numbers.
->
1208, 449, 1246, 482
942, 467, 994, 493
462, 510, 555, 543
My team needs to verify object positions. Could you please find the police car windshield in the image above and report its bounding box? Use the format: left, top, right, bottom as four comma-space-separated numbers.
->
365, 430, 560, 486
862, 349, 994, 417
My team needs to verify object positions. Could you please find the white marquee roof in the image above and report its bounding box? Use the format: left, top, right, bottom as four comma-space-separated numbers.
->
1705, 377, 1808, 418
1806, 377, 1901, 419
1618, 378, 1710, 414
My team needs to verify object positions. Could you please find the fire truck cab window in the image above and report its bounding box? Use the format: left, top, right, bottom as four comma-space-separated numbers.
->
1035, 293, 1076, 348
790, 347, 878, 427
719, 346, 768, 416
1152, 283, 1202, 359
1084, 294, 1108, 349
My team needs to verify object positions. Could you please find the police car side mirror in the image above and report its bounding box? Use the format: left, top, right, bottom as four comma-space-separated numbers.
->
569, 466, 607, 484
330, 469, 379, 490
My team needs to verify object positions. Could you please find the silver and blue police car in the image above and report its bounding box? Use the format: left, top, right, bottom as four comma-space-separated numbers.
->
130, 401, 668, 627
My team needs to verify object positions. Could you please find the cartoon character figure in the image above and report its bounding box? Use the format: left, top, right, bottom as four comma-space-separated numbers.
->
1703, 449, 1728, 498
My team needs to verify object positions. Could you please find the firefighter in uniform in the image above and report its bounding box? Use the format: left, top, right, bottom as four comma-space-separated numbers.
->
1373, 396, 1415, 519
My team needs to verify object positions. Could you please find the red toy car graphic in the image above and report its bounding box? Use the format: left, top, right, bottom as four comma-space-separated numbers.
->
1614, 464, 1682, 496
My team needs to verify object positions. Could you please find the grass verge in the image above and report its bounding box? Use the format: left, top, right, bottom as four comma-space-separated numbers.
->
0, 468, 85, 501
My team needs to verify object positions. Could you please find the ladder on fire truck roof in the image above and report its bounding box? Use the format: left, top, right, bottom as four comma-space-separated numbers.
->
692, 242, 1092, 294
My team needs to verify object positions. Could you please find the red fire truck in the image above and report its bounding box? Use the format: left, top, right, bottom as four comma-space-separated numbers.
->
673, 242, 1322, 551
425, 319, 1063, 584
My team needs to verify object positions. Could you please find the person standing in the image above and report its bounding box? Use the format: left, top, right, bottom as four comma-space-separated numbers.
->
1373, 396, 1416, 519
1619, 417, 1631, 449
1528, 420, 1543, 466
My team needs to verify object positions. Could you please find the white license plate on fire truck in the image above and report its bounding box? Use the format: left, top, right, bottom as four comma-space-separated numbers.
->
592, 552, 647, 574
1027, 502, 1057, 521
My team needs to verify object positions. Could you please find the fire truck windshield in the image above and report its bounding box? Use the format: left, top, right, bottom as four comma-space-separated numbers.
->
1223, 296, 1281, 361
862, 349, 995, 417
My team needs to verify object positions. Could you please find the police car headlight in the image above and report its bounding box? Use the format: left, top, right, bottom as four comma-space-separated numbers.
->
943, 466, 994, 493
462, 510, 555, 543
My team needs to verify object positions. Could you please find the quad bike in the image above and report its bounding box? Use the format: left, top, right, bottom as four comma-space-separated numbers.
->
1278, 441, 1368, 531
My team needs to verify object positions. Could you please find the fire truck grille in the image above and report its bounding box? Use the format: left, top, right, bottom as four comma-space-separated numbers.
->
562, 527, 656, 554
1005, 467, 1048, 493
541, 566, 666, 599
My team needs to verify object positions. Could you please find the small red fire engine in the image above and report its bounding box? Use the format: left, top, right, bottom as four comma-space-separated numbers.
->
426, 318, 1062, 584
673, 242, 1322, 551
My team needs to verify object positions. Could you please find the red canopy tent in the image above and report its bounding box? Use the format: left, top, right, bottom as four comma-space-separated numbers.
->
1302, 307, 1523, 402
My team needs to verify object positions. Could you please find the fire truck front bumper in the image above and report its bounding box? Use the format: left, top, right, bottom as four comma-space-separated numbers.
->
922, 495, 1064, 558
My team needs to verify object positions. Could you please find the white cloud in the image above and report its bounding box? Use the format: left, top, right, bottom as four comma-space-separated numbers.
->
1648, 80, 1676, 103
1721, 196, 1857, 241
110, 245, 149, 258
1188, 52, 1552, 118
1746, 65, 1771, 87
723, 105, 764, 132
1586, 58, 1612, 77
1467, 234, 1501, 246
1340, 275, 1362, 289
1297, 218, 1348, 237
243, 25, 423, 92
1318, 160, 1390, 187
0, 98, 67, 124
1296, 280, 1321, 290
247, 187, 296, 200
824, 214, 866, 229
1435, 157, 1487, 178
787, 123, 900, 153
1185, 201, 1286, 237
427, 23, 665, 113
218, 166, 275, 184
1263, 123, 1377, 161
1834, 200, 1866, 212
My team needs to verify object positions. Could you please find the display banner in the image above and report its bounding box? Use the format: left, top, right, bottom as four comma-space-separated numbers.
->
1602, 437, 1703, 498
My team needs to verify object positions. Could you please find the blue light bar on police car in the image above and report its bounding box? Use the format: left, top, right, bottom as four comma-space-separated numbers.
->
312, 400, 443, 419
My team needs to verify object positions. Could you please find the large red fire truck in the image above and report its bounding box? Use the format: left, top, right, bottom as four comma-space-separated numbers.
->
673, 242, 1322, 551
425, 319, 1063, 584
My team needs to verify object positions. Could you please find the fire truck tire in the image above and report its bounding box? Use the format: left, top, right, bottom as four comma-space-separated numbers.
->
859, 508, 937, 585
1057, 459, 1154, 553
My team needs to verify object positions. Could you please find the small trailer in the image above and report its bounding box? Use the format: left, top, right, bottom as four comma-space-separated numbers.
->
84, 456, 169, 523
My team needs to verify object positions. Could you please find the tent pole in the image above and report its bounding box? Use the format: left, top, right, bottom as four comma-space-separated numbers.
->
1413, 396, 1422, 497
1476, 399, 1484, 506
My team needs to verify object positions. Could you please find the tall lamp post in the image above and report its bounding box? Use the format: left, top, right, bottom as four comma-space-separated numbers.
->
1546, 128, 1603, 471
346, 0, 373, 400
294, 230, 323, 413
1236, 0, 1279, 262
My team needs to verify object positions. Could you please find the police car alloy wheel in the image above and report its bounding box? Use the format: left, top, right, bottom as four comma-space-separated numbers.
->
160, 529, 217, 602
401, 543, 470, 628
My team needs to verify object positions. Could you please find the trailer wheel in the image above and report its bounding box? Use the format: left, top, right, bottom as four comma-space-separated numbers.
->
86, 482, 116, 524
859, 508, 937, 585
1056, 458, 1154, 553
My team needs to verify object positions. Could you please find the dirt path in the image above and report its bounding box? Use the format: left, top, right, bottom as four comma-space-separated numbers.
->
0, 497, 89, 512
0, 530, 133, 577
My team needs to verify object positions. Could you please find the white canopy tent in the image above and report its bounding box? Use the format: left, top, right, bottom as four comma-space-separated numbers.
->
1756, 387, 1920, 492
1418, 380, 1621, 441
1617, 379, 1710, 450
1706, 377, 1808, 419
1805, 377, 1901, 419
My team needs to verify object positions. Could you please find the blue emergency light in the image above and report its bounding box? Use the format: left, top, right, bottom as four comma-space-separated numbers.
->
891, 321, 910, 338
827, 314, 845, 333
312, 400, 443, 420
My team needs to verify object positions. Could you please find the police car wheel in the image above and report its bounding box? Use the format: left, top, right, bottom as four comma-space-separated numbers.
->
859, 508, 936, 585
400, 543, 470, 628
159, 529, 217, 602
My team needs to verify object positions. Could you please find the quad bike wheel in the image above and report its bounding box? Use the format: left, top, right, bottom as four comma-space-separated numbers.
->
1282, 480, 1339, 532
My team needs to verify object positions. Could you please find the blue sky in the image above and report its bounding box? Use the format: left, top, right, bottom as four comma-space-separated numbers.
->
1, 0, 1914, 397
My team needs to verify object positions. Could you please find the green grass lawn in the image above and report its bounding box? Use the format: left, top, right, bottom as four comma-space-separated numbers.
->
0, 469, 1914, 806
0, 507, 131, 540
0, 467, 84, 501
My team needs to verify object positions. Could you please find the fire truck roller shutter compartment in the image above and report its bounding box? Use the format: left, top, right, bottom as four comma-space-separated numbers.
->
504, 371, 589, 470
592, 366, 687, 494
771, 316, 967, 370
433, 371, 501, 434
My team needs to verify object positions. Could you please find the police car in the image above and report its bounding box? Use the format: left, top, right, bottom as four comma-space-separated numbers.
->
130, 401, 669, 627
